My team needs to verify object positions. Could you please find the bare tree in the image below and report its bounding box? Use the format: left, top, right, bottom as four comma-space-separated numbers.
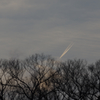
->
0, 54, 100, 100
7, 54, 61, 100
0, 59, 14, 100
88, 60, 100, 100
59, 59, 92, 100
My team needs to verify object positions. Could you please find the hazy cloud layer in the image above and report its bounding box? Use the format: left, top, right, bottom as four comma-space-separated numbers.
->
0, 0, 100, 63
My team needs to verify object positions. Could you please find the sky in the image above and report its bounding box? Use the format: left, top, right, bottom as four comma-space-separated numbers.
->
0, 0, 100, 63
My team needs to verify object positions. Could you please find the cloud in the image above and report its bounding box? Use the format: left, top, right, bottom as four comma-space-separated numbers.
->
0, 0, 100, 63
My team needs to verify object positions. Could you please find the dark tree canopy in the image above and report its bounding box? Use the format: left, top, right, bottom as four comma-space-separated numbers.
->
0, 54, 99, 100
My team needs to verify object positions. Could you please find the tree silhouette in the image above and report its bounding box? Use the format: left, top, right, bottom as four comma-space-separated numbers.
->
0, 54, 99, 100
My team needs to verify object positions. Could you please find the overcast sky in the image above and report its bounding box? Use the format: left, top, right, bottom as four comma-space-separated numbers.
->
0, 0, 100, 63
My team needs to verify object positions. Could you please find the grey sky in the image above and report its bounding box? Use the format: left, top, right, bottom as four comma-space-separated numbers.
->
0, 0, 100, 63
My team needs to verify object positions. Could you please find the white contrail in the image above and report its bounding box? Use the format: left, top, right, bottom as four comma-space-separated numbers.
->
61, 43, 73, 55
59, 43, 74, 59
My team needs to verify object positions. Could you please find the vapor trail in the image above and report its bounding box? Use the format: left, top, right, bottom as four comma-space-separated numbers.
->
59, 43, 74, 59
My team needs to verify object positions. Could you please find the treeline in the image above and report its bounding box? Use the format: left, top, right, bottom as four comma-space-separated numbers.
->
0, 54, 100, 100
